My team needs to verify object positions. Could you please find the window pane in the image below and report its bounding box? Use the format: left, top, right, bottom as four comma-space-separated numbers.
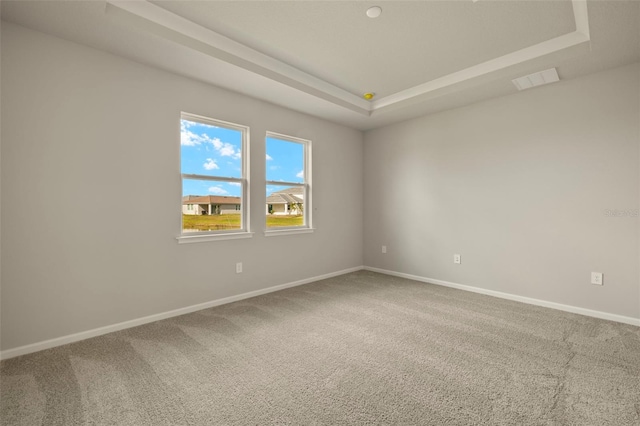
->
266, 137, 304, 183
182, 178, 242, 232
266, 184, 304, 228
181, 118, 242, 178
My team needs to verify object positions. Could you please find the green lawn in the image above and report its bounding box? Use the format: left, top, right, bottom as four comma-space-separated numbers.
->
266, 215, 304, 227
183, 214, 303, 231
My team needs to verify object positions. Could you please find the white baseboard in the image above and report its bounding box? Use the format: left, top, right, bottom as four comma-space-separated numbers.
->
364, 266, 640, 327
0, 266, 364, 360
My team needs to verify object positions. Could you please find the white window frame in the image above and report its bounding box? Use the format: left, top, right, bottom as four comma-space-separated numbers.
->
177, 112, 252, 244
265, 131, 313, 237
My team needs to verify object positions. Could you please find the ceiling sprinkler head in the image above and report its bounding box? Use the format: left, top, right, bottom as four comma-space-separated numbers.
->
363, 93, 375, 100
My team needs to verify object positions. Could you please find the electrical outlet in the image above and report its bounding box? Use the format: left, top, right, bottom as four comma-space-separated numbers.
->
382, 245, 387, 254
454, 254, 461, 264
591, 272, 603, 285
236, 262, 243, 274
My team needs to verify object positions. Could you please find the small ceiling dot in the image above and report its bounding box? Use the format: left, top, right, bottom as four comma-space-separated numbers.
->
363, 93, 375, 100
366, 6, 382, 18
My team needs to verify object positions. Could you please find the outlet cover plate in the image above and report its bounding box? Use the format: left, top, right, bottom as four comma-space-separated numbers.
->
591, 272, 603, 285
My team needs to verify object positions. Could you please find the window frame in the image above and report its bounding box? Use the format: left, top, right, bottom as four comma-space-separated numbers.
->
265, 131, 313, 237
177, 112, 252, 244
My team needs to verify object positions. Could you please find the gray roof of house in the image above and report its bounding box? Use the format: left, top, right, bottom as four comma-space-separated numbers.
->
266, 193, 303, 204
182, 195, 241, 205
273, 186, 304, 195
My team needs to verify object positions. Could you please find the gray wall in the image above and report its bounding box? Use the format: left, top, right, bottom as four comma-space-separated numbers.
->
0, 19, 3, 352
364, 63, 640, 319
0, 23, 363, 351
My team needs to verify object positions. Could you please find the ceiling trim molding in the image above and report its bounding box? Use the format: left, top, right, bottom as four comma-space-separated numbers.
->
105, 0, 590, 116
572, 0, 590, 38
105, 0, 372, 116
372, 0, 590, 111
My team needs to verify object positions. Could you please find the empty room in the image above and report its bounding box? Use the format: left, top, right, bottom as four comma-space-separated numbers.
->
1, 1, 639, 425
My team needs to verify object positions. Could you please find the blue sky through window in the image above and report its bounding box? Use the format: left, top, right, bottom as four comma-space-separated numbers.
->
181, 119, 304, 197
266, 136, 304, 195
181, 119, 243, 197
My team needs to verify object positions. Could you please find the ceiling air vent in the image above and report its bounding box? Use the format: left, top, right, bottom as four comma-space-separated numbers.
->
512, 68, 560, 91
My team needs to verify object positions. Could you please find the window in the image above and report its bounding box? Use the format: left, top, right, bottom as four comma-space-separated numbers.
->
179, 113, 250, 242
265, 132, 312, 234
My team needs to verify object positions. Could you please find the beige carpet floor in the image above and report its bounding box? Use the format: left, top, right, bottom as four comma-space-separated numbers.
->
1, 270, 639, 425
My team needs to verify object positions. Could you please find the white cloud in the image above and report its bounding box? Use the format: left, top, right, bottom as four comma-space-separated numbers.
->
181, 120, 195, 129
208, 186, 228, 195
229, 182, 241, 187
269, 165, 280, 171
210, 137, 239, 158
180, 121, 210, 146
180, 121, 240, 160
266, 154, 273, 161
219, 144, 235, 157
181, 129, 206, 146
296, 170, 304, 179
203, 158, 219, 170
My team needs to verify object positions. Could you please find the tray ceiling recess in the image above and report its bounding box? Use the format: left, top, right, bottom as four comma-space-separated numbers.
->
105, 0, 590, 117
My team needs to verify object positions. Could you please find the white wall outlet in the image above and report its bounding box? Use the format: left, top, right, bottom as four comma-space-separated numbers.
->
236, 262, 243, 274
382, 245, 387, 254
454, 254, 461, 264
591, 272, 603, 285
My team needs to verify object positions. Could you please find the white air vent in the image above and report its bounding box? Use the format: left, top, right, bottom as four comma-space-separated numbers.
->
512, 68, 560, 91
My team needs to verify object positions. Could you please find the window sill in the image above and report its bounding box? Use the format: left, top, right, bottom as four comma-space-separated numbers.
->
177, 232, 254, 244
264, 228, 315, 237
